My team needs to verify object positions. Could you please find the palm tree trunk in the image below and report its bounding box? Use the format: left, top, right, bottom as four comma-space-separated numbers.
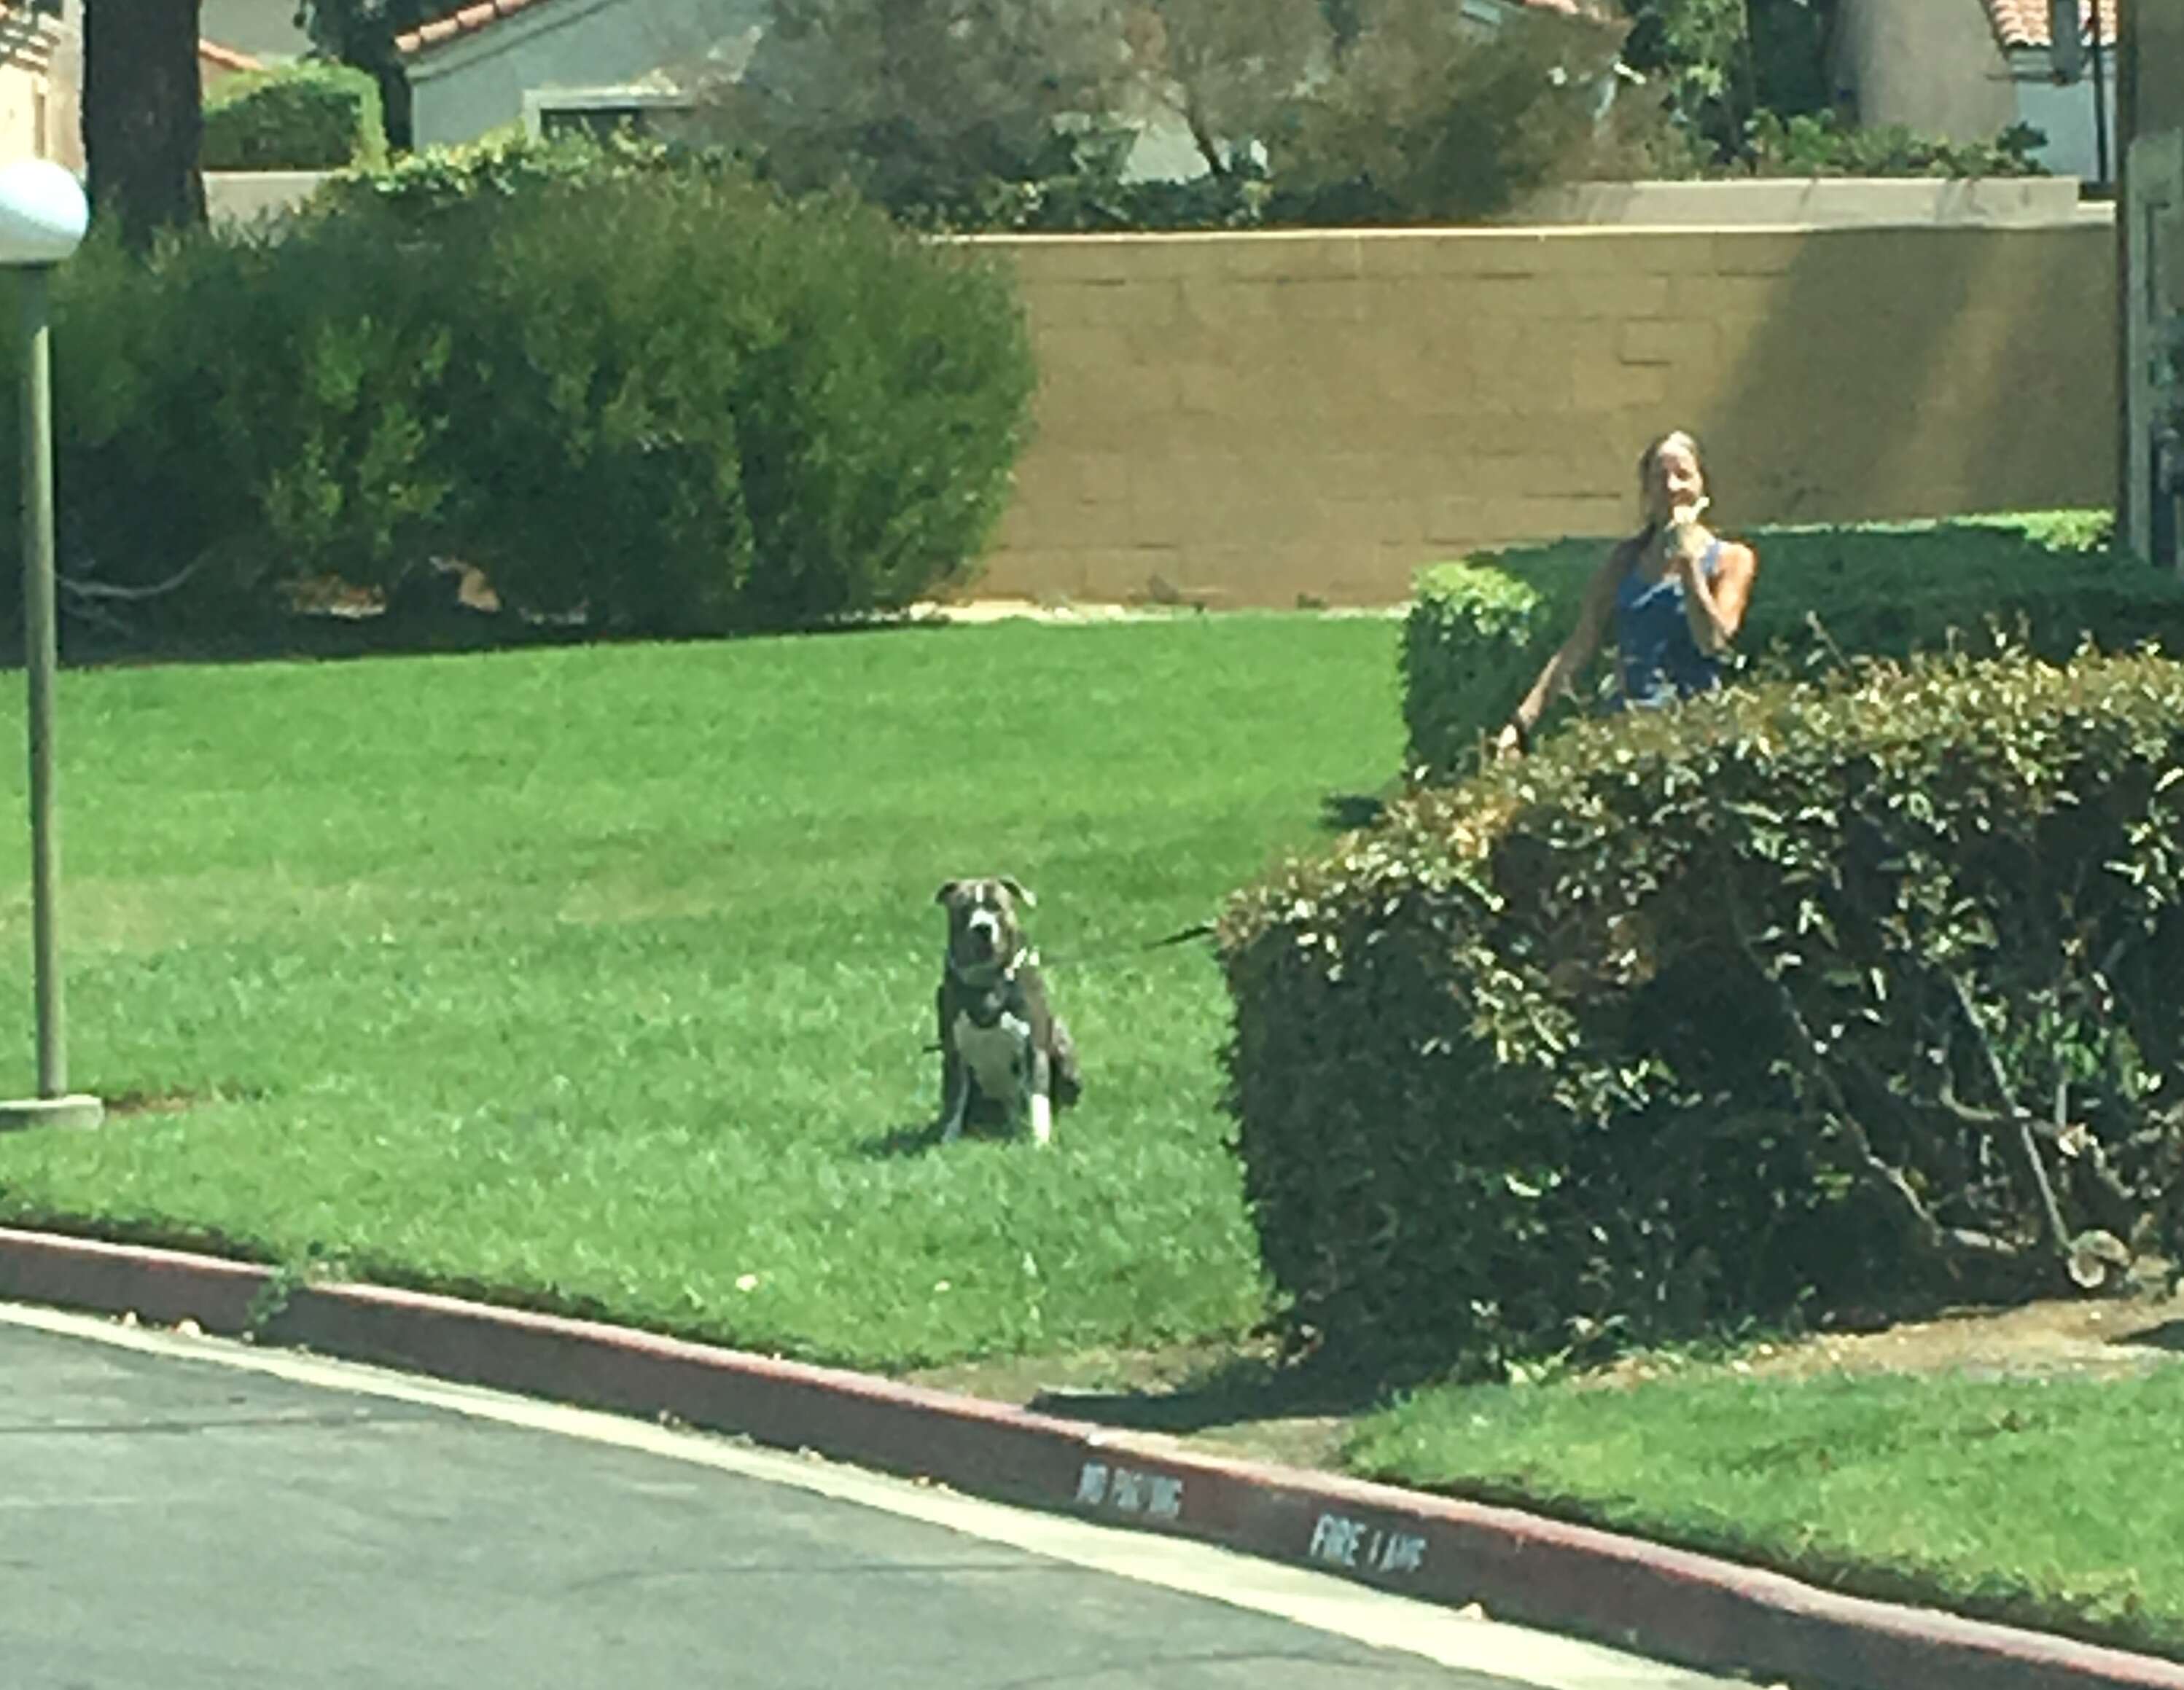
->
82, 0, 208, 251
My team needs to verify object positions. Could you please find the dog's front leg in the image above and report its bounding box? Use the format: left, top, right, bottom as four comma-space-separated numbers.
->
1028, 1048, 1054, 1148
937, 1049, 970, 1144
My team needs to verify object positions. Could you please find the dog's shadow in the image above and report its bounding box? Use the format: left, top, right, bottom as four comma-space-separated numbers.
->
859, 1119, 949, 1159
857, 1116, 1026, 1159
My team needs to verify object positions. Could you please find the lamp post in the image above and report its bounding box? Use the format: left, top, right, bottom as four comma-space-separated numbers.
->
0, 160, 98, 1134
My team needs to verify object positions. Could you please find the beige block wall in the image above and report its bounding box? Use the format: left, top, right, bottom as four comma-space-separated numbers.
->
968, 224, 2116, 607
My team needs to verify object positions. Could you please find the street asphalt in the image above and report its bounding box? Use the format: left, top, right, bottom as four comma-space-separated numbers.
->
0, 1315, 1747, 1690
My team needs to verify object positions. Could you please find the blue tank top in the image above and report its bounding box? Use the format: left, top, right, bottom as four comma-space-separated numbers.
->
1612, 538, 1723, 712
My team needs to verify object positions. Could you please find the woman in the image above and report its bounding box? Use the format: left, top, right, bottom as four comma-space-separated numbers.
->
1495, 430, 1759, 758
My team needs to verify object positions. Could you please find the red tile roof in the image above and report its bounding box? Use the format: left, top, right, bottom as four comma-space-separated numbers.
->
397, 0, 1602, 60
1983, 0, 2118, 49
394, 0, 559, 58
199, 40, 265, 73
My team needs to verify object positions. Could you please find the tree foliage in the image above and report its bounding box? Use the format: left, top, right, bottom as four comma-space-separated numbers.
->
715, 0, 1136, 210
1271, 1, 1677, 224
1121, 0, 1327, 179
1617, 0, 1840, 164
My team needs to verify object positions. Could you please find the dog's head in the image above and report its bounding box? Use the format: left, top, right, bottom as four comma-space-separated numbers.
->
936, 877, 1034, 977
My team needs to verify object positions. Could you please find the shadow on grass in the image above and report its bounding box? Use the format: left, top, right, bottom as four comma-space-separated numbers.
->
857, 1113, 1038, 1159
10, 596, 1005, 677
1024, 1347, 1417, 1437
858, 1119, 949, 1159
1318, 791, 1390, 833
2112, 1318, 2184, 1355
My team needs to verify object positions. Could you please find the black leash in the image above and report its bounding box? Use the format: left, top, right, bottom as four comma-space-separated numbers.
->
916, 921, 1218, 1049
1041, 919, 1217, 971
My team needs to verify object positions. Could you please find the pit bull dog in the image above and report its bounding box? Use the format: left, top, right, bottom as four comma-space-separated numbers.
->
934, 877, 1081, 1146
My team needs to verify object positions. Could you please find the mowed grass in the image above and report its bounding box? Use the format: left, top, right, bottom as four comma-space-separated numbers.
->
0, 615, 1402, 1368
1349, 1364, 2184, 1657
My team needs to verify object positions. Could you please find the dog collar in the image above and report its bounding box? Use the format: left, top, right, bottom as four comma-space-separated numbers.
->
947, 945, 1029, 987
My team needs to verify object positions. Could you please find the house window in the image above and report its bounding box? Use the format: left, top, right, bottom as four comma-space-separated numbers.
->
539, 106, 654, 141
523, 89, 704, 146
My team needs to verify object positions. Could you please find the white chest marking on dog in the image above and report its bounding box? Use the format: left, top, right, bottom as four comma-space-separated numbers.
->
954, 1011, 1031, 1100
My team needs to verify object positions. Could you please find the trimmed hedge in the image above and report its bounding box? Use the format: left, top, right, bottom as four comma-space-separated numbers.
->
203, 63, 386, 171
1401, 515, 2184, 781
311, 129, 694, 224
0, 154, 1035, 652
1220, 648, 2184, 1377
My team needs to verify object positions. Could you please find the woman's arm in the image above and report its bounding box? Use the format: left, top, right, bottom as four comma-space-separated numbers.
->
1675, 540, 1758, 654
1498, 548, 1626, 752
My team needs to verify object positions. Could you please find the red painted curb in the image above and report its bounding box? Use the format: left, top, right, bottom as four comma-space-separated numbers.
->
4, 1225, 2180, 1690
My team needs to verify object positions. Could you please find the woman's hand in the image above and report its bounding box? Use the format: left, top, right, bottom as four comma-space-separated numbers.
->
1663, 496, 1713, 574
1494, 719, 1528, 761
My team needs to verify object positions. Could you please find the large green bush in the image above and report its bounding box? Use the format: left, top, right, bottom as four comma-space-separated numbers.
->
2, 153, 1034, 653
1401, 516, 2184, 781
1220, 649, 2184, 1378
203, 63, 386, 171
428, 170, 1033, 634
0, 220, 454, 645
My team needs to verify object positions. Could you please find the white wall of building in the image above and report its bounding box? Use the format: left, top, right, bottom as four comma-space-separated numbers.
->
407, 0, 763, 150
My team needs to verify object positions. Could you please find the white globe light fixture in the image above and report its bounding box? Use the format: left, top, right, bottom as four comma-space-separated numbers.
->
0, 160, 98, 1135
0, 160, 88, 265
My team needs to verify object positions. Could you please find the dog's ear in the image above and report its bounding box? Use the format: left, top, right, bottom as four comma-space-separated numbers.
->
1000, 877, 1035, 908
934, 880, 962, 907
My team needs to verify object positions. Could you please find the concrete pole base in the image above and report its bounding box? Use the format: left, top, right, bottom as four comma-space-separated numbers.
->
0, 1093, 103, 1132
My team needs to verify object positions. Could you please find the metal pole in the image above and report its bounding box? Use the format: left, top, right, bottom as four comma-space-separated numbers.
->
20, 264, 63, 1099
2093, 11, 2112, 189
2118, 0, 2137, 534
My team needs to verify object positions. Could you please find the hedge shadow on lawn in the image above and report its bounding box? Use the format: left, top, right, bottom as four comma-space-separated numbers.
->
2114, 1319, 2184, 1355
1024, 1347, 1437, 1436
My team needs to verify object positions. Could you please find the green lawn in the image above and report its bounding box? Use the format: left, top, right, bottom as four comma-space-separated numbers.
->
0, 615, 1403, 1369
19, 605, 2177, 1661
1348, 1364, 2184, 1659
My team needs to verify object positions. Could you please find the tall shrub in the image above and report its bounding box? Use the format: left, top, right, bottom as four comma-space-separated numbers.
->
435, 168, 1036, 633
1222, 650, 2184, 1376
0, 219, 451, 645
2, 154, 1037, 653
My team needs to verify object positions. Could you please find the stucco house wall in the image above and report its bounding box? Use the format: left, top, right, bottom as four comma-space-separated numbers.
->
1834, 0, 2121, 182
0, 2, 74, 168
403, 0, 762, 149
1835, 0, 2018, 141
